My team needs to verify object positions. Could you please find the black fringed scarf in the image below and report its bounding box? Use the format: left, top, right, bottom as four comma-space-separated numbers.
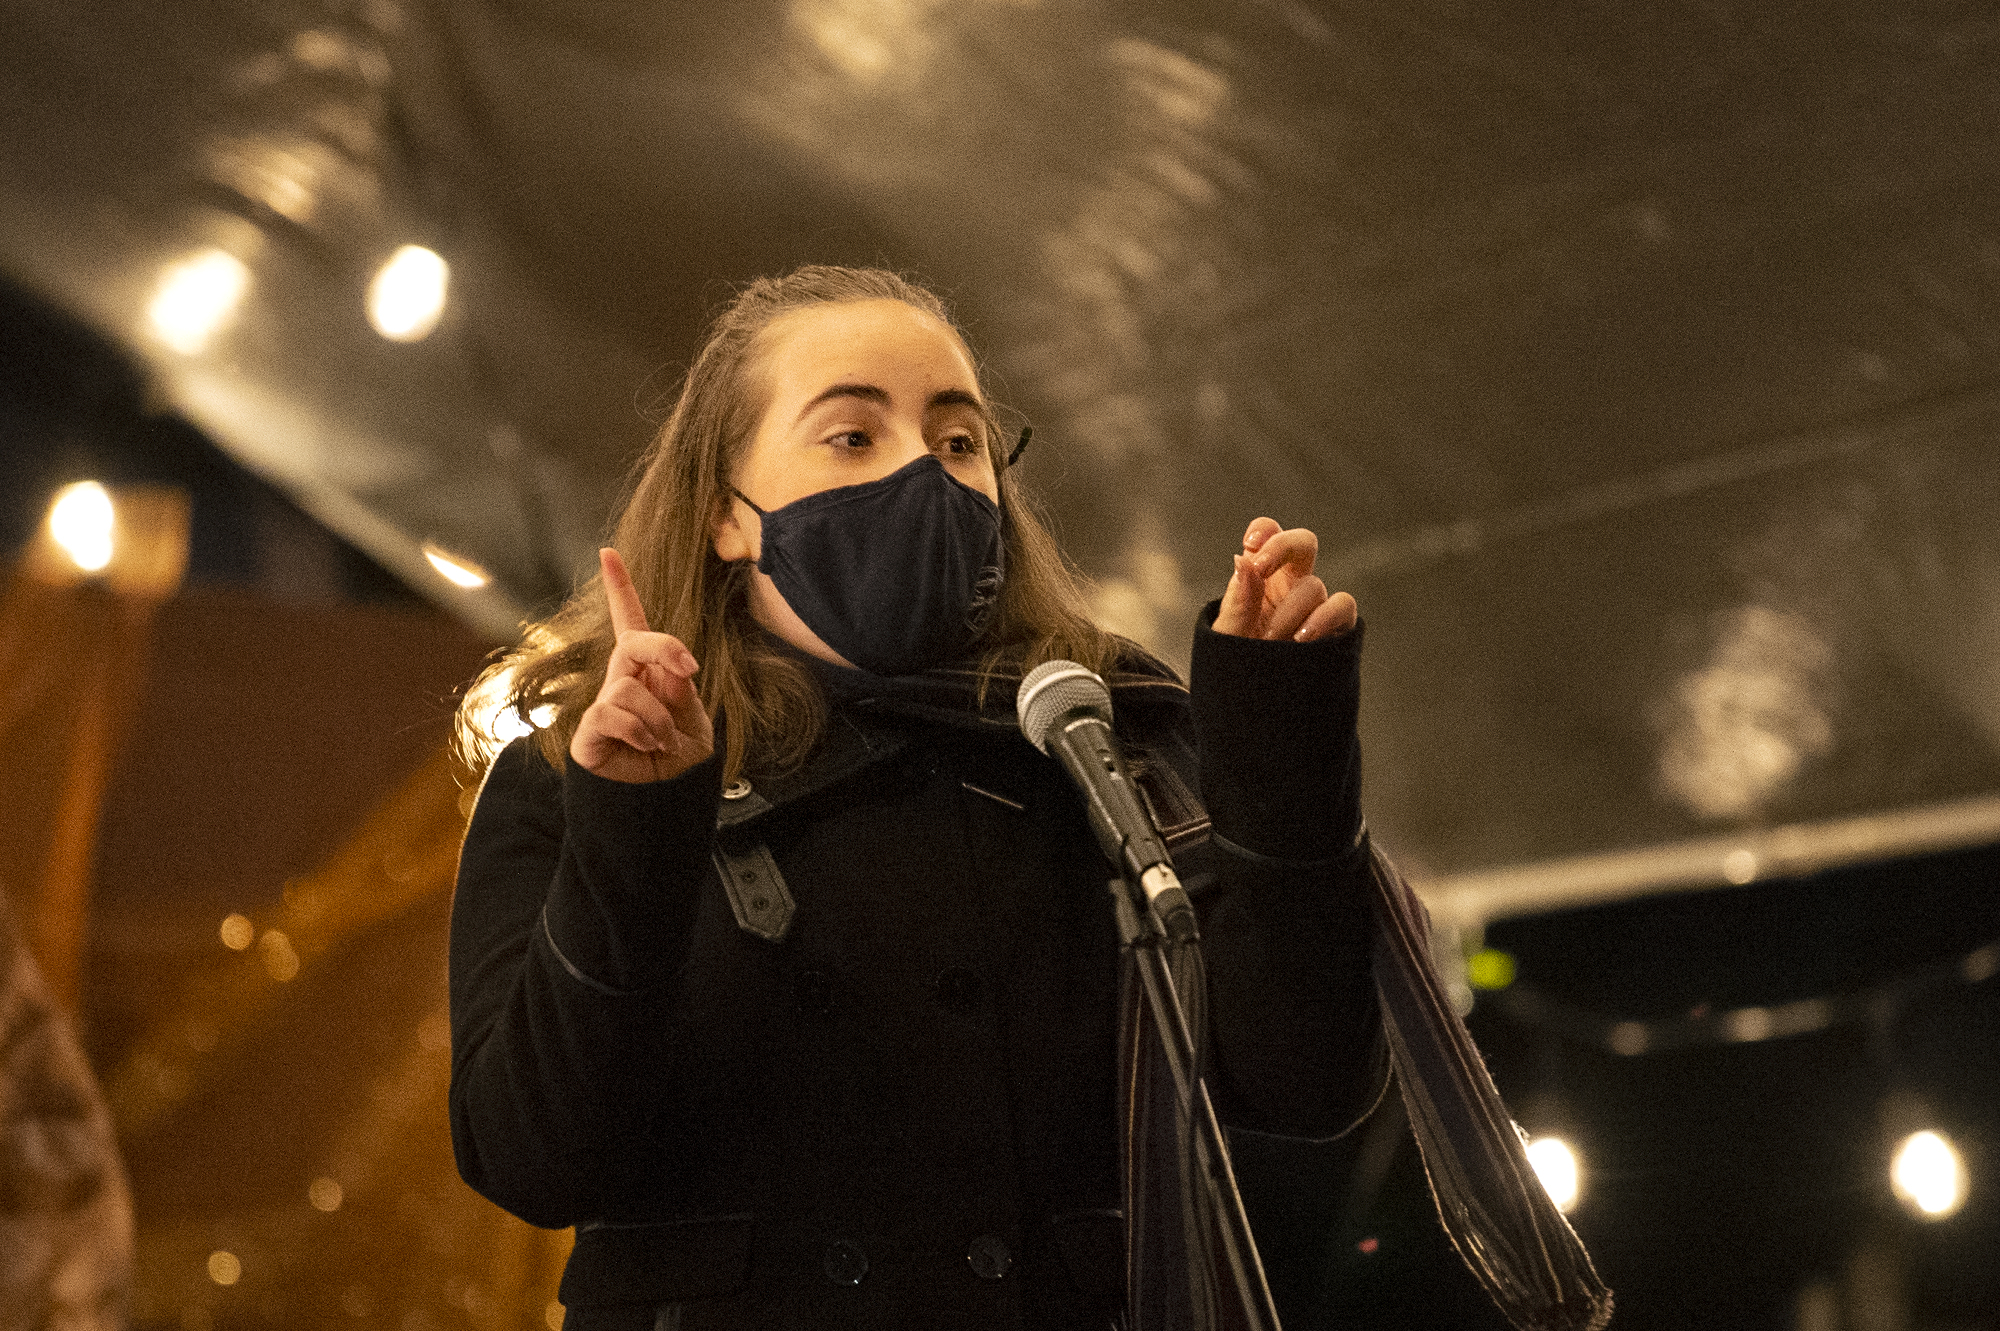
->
1116, 836, 1614, 1331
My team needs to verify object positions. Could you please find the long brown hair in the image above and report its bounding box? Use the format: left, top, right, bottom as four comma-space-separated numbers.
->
456, 266, 1118, 783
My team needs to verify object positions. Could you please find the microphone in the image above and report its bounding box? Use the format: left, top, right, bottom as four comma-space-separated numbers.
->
1016, 660, 1197, 944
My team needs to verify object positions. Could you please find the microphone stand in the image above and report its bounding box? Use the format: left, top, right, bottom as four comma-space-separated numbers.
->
1110, 878, 1284, 1331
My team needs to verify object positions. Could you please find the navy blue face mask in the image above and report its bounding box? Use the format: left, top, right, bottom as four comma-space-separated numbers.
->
731, 454, 1006, 676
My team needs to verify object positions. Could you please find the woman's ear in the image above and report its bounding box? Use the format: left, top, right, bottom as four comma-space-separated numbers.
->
711, 492, 758, 563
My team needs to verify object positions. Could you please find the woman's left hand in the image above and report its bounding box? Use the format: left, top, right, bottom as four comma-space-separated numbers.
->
1212, 517, 1359, 642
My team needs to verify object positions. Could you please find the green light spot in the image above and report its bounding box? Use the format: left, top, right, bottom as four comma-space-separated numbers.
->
1467, 949, 1517, 990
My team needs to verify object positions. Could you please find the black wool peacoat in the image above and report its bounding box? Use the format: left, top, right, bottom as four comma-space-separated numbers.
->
448, 608, 1386, 1330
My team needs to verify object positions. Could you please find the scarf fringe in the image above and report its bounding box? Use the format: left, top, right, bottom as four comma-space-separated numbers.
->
1122, 845, 1613, 1331
1367, 843, 1615, 1331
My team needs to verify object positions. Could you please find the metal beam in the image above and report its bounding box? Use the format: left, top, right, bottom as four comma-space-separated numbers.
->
1419, 791, 2000, 927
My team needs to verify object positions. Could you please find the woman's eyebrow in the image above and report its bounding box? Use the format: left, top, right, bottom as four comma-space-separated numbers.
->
794, 383, 985, 421
927, 388, 983, 413
795, 382, 888, 420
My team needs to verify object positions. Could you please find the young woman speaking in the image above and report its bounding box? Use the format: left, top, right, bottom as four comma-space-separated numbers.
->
448, 267, 1607, 1331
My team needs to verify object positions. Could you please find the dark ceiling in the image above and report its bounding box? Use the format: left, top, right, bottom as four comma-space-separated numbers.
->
5, 0, 1999, 891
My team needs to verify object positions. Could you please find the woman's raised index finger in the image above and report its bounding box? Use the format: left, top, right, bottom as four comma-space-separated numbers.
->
599, 547, 652, 636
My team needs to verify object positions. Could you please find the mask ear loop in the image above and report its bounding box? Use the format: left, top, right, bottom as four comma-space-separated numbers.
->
1006, 426, 1032, 469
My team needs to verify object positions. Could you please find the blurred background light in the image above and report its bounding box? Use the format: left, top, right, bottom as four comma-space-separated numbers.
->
792, 0, 921, 84
1467, 948, 1518, 990
1609, 1022, 1650, 1056
47, 480, 115, 572
1722, 848, 1759, 884
489, 705, 546, 746
308, 1176, 344, 1212
218, 913, 254, 951
1656, 606, 1836, 822
459, 664, 556, 762
367, 245, 448, 342
1726, 1005, 1775, 1042
258, 929, 300, 982
421, 541, 488, 589
290, 28, 351, 72
1527, 1135, 1582, 1213
1890, 1129, 1966, 1219
147, 249, 250, 354
203, 137, 322, 227
206, 1251, 241, 1286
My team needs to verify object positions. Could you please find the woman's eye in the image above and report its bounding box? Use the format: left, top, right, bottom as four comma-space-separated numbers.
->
832, 430, 871, 450
941, 431, 982, 455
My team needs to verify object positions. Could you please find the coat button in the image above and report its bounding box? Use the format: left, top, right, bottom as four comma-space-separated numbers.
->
966, 1233, 1012, 1281
933, 966, 982, 1011
822, 1240, 868, 1286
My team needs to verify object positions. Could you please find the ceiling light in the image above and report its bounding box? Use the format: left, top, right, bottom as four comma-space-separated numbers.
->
422, 541, 489, 588
148, 249, 250, 354
368, 244, 448, 341
48, 481, 115, 572
1891, 1129, 1966, 1219
1526, 1135, 1582, 1213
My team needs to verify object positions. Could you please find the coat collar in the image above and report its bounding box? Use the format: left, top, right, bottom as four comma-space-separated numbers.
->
716, 639, 1191, 834
714, 707, 913, 831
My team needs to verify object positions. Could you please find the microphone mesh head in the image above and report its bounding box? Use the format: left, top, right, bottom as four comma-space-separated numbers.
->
1016, 659, 1113, 753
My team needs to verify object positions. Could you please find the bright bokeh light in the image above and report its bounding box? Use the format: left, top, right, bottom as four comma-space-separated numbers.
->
1466, 948, 1517, 990
309, 1176, 344, 1212
48, 481, 115, 572
208, 1251, 242, 1286
423, 541, 489, 588
219, 914, 255, 951
259, 929, 301, 982
368, 244, 449, 341
1891, 1130, 1966, 1219
490, 706, 536, 745
459, 665, 557, 765
1527, 1136, 1581, 1213
149, 249, 251, 354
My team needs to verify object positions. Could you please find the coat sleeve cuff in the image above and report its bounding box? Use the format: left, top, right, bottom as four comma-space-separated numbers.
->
539, 747, 725, 992
1188, 598, 1365, 862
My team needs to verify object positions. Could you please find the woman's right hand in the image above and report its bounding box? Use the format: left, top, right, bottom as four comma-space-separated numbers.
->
569, 547, 715, 783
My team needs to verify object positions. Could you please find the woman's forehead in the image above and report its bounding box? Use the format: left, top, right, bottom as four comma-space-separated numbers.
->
758, 299, 979, 398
